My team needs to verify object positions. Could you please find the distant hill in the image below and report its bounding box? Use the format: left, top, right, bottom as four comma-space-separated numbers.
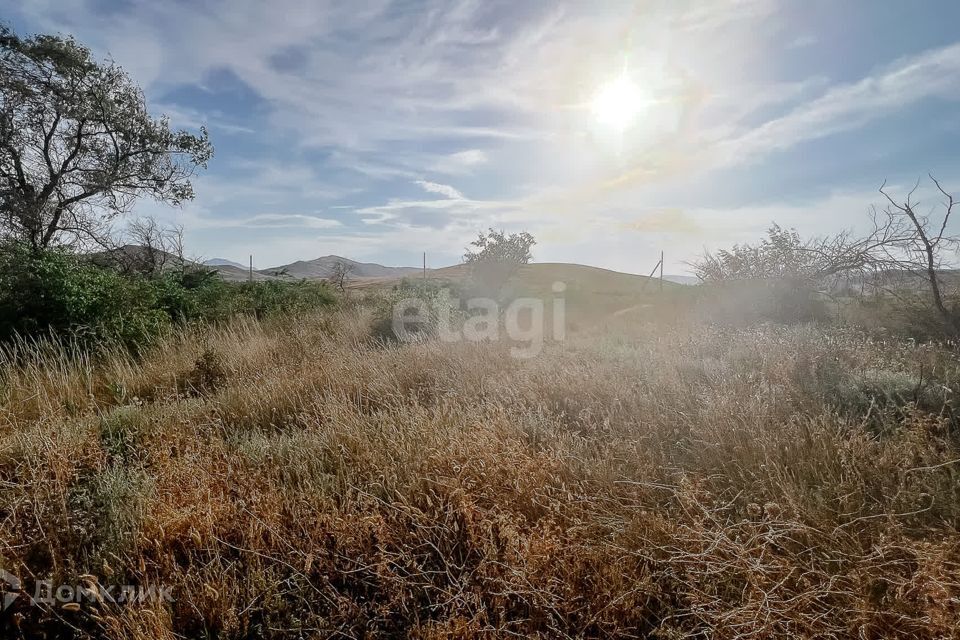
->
412, 262, 684, 323
86, 247, 418, 282
86, 248, 694, 304
423, 262, 678, 290
89, 244, 188, 273
204, 258, 248, 269
264, 255, 420, 279
210, 264, 279, 282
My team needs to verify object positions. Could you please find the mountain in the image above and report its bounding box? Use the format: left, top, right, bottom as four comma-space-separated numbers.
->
204, 258, 248, 269
210, 264, 278, 282
89, 244, 188, 272
263, 255, 420, 279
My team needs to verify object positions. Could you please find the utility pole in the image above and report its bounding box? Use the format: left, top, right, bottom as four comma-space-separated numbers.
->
659, 250, 664, 293
423, 251, 427, 281
249, 255, 253, 283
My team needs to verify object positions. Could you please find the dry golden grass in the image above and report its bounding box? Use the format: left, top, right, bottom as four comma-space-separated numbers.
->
1, 308, 959, 638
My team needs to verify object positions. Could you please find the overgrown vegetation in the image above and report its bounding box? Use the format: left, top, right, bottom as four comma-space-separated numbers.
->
0, 243, 335, 352
693, 178, 960, 337
2, 21, 960, 640
1, 310, 959, 638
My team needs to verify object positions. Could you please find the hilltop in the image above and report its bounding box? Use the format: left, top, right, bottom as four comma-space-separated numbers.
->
88, 247, 694, 316
203, 258, 248, 269
263, 255, 421, 279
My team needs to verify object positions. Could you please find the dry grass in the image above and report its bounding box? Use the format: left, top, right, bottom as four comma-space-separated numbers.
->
1, 308, 959, 638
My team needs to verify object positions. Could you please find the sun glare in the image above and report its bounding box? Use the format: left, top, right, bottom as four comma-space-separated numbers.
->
591, 75, 644, 131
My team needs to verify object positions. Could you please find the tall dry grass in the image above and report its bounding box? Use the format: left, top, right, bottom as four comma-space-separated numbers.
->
1, 308, 959, 638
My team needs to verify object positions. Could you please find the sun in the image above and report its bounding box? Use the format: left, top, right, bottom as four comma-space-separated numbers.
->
591, 75, 644, 131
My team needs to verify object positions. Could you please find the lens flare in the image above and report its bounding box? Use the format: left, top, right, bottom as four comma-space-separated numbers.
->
591, 75, 644, 130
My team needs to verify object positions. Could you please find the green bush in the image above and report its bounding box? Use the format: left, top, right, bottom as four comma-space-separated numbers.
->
368, 279, 463, 342
0, 244, 336, 352
0, 245, 171, 352
232, 280, 337, 319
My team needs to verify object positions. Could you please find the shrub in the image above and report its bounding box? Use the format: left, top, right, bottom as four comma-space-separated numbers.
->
697, 279, 832, 326
368, 280, 463, 342
0, 244, 337, 352
181, 348, 228, 395
0, 244, 171, 352
232, 279, 336, 319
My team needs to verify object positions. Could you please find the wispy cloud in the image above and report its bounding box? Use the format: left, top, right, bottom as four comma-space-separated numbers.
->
11, 0, 960, 271
223, 214, 343, 230
154, 103, 255, 136
718, 43, 960, 164
430, 149, 489, 175
415, 180, 464, 200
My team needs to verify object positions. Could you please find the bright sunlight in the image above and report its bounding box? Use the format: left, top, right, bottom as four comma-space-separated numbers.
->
591, 74, 644, 130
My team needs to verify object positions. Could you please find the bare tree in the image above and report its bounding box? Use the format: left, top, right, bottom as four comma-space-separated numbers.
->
120, 216, 185, 277
328, 260, 354, 291
868, 176, 960, 332
694, 176, 960, 333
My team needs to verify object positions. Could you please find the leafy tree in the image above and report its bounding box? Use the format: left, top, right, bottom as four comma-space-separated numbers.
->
462, 228, 536, 297
0, 26, 213, 250
695, 225, 821, 282
464, 228, 535, 265
692, 225, 839, 325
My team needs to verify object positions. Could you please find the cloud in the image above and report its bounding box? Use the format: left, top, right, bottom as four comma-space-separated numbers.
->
623, 209, 700, 234
415, 180, 465, 200
353, 189, 529, 229
718, 42, 960, 164
154, 103, 255, 135
13, 0, 960, 274
227, 214, 343, 229
673, 0, 775, 34
430, 149, 489, 174
157, 209, 343, 231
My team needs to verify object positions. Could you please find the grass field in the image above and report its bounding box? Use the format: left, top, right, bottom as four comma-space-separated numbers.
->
367, 263, 689, 331
1, 299, 959, 639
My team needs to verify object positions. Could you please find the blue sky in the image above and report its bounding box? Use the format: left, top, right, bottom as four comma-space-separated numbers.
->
6, 0, 960, 272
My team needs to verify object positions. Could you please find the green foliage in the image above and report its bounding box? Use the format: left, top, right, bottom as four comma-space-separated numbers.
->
369, 279, 464, 342
0, 244, 171, 351
463, 229, 536, 296
695, 225, 826, 282
0, 25, 213, 249
463, 228, 535, 265
231, 279, 337, 319
0, 244, 336, 352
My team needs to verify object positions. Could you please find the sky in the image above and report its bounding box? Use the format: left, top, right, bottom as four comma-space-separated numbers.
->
5, 0, 960, 273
